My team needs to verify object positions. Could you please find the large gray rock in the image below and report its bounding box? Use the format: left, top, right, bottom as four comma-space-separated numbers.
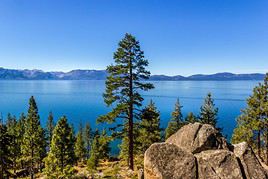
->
233, 142, 268, 179
166, 122, 228, 153
144, 143, 197, 179
144, 123, 268, 179
195, 150, 244, 179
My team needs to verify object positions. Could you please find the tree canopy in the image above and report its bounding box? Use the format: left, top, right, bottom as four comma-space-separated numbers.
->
98, 33, 154, 169
232, 73, 268, 163
165, 99, 184, 139
199, 93, 218, 127
44, 116, 75, 178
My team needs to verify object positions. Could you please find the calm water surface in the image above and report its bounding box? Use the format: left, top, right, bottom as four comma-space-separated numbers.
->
0, 80, 259, 152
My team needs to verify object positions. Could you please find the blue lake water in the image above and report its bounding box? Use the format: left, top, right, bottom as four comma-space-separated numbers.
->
0, 80, 260, 153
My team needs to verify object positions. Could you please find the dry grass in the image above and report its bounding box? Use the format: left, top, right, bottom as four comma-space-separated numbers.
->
15, 157, 144, 178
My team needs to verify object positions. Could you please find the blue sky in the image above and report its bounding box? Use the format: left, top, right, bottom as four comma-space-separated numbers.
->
0, 0, 267, 76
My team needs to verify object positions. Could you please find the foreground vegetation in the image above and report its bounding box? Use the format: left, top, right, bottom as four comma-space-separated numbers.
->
232, 73, 268, 164
2, 33, 265, 178
0, 92, 218, 178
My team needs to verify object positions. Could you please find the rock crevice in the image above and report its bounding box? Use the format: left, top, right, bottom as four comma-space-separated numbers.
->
144, 122, 268, 179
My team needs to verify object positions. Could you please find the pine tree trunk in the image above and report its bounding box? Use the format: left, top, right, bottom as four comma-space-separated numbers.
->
128, 57, 134, 170
258, 130, 261, 157
129, 104, 134, 170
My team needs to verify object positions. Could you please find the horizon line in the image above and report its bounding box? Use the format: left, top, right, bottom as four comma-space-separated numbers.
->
0, 66, 266, 77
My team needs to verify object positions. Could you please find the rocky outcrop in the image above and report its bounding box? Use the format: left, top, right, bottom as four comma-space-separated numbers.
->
144, 122, 268, 179
195, 150, 243, 179
144, 143, 197, 179
233, 142, 268, 179
166, 122, 229, 153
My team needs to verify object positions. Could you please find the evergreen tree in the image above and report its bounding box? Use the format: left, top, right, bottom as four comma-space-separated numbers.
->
46, 111, 55, 148
21, 96, 46, 179
185, 112, 198, 124
84, 122, 92, 159
98, 129, 111, 160
6, 114, 20, 173
232, 85, 263, 154
137, 100, 161, 153
199, 93, 218, 127
0, 122, 11, 178
44, 116, 75, 178
165, 99, 184, 139
87, 129, 111, 171
87, 129, 100, 171
118, 134, 129, 162
232, 113, 255, 145
98, 33, 154, 169
74, 123, 86, 163
232, 73, 268, 162
261, 74, 268, 164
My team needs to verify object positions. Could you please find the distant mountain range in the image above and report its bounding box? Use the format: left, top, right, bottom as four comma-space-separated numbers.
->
0, 68, 107, 80
0, 67, 265, 81
150, 73, 265, 81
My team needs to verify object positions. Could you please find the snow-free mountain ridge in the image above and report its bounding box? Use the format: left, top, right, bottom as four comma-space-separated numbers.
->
0, 67, 265, 80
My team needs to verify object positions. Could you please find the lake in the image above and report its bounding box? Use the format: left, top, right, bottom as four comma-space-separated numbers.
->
0, 80, 259, 153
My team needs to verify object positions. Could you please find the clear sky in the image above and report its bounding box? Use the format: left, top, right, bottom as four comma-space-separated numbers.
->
0, 0, 267, 76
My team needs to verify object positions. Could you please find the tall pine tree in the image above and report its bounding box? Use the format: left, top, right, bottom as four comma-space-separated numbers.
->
44, 116, 75, 178
199, 93, 218, 127
21, 96, 46, 179
98, 33, 154, 169
165, 99, 184, 139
